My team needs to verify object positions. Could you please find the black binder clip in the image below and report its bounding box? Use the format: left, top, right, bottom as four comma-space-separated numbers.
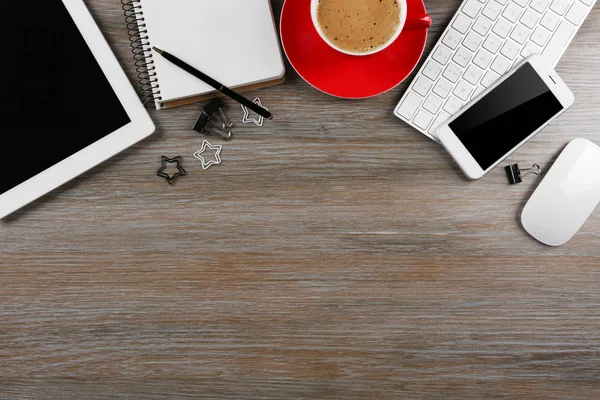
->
193, 98, 234, 140
505, 163, 541, 185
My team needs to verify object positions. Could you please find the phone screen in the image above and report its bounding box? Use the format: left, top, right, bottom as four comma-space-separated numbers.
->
449, 63, 563, 170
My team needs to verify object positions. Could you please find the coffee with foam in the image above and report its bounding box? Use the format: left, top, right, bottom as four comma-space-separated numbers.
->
316, 0, 402, 54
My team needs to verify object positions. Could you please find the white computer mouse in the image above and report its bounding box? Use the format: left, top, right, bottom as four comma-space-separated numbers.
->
521, 138, 600, 246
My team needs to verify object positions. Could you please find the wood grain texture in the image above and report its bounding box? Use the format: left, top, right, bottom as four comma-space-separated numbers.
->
1, 0, 600, 398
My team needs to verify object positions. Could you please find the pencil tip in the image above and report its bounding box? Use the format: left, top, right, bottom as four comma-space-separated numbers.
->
268, 114, 274, 120
153, 46, 164, 55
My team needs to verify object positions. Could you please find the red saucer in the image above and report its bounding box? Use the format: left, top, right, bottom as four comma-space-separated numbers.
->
280, 0, 430, 99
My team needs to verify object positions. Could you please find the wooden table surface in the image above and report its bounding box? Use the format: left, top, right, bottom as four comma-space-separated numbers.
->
2, 0, 599, 398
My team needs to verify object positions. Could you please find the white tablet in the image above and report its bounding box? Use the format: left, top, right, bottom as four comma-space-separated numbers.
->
0, 0, 155, 219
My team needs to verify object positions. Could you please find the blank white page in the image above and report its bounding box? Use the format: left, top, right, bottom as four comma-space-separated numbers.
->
141, 0, 285, 105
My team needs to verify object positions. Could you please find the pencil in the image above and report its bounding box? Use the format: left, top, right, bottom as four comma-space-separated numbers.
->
153, 47, 273, 120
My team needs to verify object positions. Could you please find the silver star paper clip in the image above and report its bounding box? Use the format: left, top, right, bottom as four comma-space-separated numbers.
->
241, 97, 267, 127
193, 140, 222, 170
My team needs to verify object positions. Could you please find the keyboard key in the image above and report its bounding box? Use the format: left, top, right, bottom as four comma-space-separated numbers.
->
433, 78, 453, 98
497, 0, 509, 5
501, 39, 520, 59
413, 76, 433, 96
510, 24, 531, 44
443, 96, 464, 114
550, 0, 571, 15
580, 0, 593, 5
541, 10, 562, 29
482, 0, 503, 20
423, 94, 444, 114
491, 55, 511, 74
462, 0, 484, 18
471, 85, 486, 100
443, 62, 463, 83
423, 61, 444, 80
531, 0, 551, 13
481, 70, 501, 87
521, 8, 541, 28
492, 18, 513, 38
565, 1, 588, 25
431, 111, 452, 134
521, 41, 541, 57
542, 21, 576, 63
503, 3, 524, 22
432, 45, 453, 65
512, 55, 525, 66
473, 49, 494, 69
463, 65, 484, 85
452, 13, 473, 33
442, 28, 462, 49
463, 32, 483, 51
483, 33, 504, 53
513, 0, 529, 6
473, 16, 493, 35
397, 92, 423, 120
453, 80, 473, 101
413, 109, 434, 130
531, 26, 552, 46
453, 47, 473, 67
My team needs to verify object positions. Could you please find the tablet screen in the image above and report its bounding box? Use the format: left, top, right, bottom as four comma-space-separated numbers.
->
0, 2, 131, 195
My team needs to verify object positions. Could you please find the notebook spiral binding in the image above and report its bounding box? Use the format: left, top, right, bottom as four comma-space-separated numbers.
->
121, 0, 162, 107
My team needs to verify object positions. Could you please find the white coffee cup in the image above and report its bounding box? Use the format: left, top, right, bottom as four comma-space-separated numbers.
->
310, 0, 431, 56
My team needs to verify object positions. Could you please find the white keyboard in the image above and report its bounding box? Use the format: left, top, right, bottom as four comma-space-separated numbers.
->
395, 0, 597, 141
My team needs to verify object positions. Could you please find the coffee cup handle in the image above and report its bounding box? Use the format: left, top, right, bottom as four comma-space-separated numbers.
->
403, 15, 432, 31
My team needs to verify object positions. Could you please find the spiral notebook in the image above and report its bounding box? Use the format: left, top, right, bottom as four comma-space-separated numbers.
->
123, 0, 286, 109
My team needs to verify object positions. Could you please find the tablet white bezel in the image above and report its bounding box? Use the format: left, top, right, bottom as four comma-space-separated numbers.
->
437, 55, 574, 180
0, 0, 155, 219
